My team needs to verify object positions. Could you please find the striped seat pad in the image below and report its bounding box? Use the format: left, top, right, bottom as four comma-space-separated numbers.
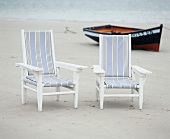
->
103, 77, 139, 89
24, 76, 74, 87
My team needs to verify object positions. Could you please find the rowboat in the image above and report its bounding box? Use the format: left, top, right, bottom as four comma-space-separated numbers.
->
83, 24, 163, 52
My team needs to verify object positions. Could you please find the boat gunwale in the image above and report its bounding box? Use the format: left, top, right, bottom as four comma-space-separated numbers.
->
83, 24, 163, 35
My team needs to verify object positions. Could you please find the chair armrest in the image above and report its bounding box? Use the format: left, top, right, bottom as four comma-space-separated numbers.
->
132, 65, 152, 76
92, 65, 105, 76
56, 61, 88, 71
16, 63, 43, 73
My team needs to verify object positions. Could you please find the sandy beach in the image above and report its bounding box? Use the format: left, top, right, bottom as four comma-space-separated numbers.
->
0, 20, 170, 139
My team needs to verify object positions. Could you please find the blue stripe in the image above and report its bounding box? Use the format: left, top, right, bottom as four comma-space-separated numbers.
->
48, 34, 54, 73
40, 32, 49, 74
118, 78, 129, 88
44, 76, 56, 86
106, 36, 113, 76
30, 32, 37, 67
102, 37, 106, 72
118, 36, 123, 76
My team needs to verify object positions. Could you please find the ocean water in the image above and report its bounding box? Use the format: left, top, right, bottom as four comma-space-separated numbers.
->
0, 0, 170, 23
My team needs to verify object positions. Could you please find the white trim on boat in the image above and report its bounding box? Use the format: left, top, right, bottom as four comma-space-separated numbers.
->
84, 31, 99, 37
131, 29, 160, 38
84, 28, 161, 39
152, 29, 160, 34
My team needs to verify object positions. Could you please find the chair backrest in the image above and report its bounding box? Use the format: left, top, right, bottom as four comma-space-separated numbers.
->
99, 34, 131, 77
21, 30, 56, 75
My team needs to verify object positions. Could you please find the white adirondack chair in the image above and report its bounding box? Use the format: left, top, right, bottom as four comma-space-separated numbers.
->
16, 30, 87, 112
93, 34, 152, 109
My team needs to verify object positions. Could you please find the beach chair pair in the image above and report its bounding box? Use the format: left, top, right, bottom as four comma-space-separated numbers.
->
16, 30, 151, 112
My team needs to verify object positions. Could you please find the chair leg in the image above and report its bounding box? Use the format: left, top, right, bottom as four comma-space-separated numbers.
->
139, 87, 143, 110
99, 87, 104, 109
56, 87, 60, 101
73, 83, 79, 109
37, 85, 43, 112
21, 80, 27, 104
131, 89, 134, 102
96, 86, 99, 101
21, 70, 27, 104
139, 77, 145, 110
99, 77, 104, 109
73, 72, 80, 109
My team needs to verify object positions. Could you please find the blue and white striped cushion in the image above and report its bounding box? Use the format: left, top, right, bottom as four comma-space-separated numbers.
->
24, 76, 74, 87
100, 35, 130, 77
24, 31, 55, 75
104, 77, 139, 89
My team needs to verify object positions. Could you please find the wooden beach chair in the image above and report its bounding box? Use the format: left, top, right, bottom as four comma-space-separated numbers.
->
93, 34, 152, 109
16, 30, 87, 112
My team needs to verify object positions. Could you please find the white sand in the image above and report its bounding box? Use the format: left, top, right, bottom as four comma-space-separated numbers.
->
0, 20, 170, 139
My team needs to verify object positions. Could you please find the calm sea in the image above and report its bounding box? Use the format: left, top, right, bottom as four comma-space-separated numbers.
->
0, 0, 170, 23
